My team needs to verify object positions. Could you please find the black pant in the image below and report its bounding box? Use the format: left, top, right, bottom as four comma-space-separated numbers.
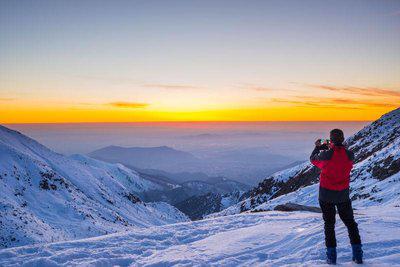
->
319, 200, 361, 248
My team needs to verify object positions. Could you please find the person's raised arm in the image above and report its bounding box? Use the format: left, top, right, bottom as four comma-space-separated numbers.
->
310, 139, 330, 168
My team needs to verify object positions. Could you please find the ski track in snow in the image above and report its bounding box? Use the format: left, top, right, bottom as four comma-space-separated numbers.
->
1, 207, 399, 267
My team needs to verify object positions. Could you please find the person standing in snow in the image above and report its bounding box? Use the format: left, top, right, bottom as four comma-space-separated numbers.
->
310, 129, 363, 265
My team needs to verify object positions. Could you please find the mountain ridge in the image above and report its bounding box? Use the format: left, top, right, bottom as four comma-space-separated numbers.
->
0, 126, 188, 248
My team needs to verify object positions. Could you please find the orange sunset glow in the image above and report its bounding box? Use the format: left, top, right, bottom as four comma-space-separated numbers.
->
1, 85, 398, 123
1, 105, 398, 123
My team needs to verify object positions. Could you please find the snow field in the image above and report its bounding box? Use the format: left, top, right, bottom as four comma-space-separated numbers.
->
1, 207, 399, 266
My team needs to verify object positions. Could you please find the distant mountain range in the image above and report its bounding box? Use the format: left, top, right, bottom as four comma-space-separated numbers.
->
89, 145, 297, 185
89, 145, 200, 171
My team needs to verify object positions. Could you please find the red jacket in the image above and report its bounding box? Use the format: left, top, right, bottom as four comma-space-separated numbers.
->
310, 144, 354, 191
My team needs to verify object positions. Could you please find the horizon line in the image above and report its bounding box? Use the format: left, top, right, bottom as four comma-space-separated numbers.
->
1, 120, 372, 125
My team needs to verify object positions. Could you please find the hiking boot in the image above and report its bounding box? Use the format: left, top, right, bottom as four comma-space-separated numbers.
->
326, 247, 337, 265
352, 244, 363, 264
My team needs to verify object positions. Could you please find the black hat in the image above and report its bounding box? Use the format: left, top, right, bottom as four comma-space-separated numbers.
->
330, 129, 345, 145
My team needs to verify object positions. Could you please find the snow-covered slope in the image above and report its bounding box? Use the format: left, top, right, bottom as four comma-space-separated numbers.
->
1, 206, 399, 266
210, 107, 400, 217
0, 125, 188, 248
